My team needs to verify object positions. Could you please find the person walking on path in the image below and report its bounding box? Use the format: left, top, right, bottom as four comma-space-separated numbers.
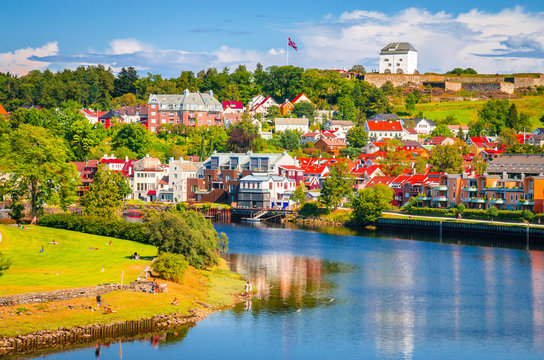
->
96, 294, 102, 310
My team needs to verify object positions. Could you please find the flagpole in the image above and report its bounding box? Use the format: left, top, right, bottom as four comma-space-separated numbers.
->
286, 38, 289, 66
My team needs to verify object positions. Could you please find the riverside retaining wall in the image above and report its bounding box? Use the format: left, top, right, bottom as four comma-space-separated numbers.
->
0, 308, 211, 357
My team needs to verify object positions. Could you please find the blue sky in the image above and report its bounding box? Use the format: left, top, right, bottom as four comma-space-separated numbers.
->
1, 0, 543, 76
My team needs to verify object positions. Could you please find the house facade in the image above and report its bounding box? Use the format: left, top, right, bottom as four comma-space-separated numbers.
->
146, 90, 223, 132
275, 118, 309, 133
363, 120, 404, 141
238, 174, 296, 209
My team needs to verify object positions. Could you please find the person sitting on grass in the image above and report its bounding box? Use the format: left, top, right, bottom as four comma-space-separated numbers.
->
171, 298, 179, 306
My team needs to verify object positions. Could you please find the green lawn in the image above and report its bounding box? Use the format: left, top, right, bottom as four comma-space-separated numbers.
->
0, 225, 157, 295
395, 96, 544, 128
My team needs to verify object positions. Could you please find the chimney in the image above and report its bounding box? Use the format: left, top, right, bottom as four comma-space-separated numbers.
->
125, 156, 128, 161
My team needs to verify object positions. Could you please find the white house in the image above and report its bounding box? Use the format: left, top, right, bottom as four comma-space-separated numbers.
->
379, 42, 418, 74
363, 120, 404, 141
238, 173, 296, 209
131, 155, 168, 201
410, 118, 436, 135
248, 95, 278, 117
275, 118, 309, 133
156, 157, 199, 202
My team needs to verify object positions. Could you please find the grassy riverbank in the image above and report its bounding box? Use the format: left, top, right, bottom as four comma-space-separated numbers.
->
0, 225, 245, 337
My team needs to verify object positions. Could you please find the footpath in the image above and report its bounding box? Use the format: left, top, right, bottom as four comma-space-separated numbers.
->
383, 211, 544, 228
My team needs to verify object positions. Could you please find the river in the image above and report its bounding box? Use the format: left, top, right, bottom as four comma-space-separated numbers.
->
31, 223, 544, 359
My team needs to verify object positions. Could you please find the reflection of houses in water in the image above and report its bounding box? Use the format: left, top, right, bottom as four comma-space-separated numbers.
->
531, 251, 544, 350
223, 253, 323, 303
373, 250, 416, 360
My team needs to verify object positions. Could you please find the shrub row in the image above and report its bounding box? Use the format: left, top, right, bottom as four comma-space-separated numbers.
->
406, 207, 539, 222
39, 213, 149, 243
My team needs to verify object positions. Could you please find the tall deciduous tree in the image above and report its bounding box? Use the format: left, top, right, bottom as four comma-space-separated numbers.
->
0, 124, 78, 223
429, 144, 463, 173
227, 119, 259, 152
320, 161, 354, 211
112, 123, 151, 158
145, 209, 228, 269
81, 166, 131, 217
280, 130, 300, 151
352, 184, 393, 224
336, 95, 357, 121
346, 126, 368, 148
293, 102, 316, 120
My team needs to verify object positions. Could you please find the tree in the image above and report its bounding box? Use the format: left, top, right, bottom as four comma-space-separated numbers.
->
471, 154, 488, 175
320, 161, 354, 211
406, 92, 418, 111
112, 123, 151, 158
293, 102, 316, 120
227, 119, 259, 152
0, 252, 10, 276
145, 209, 228, 269
152, 253, 189, 283
336, 95, 357, 121
346, 126, 368, 148
0, 125, 78, 223
352, 184, 394, 225
429, 144, 463, 173
113, 67, 139, 97
415, 157, 428, 173
266, 105, 281, 120
81, 166, 131, 217
340, 147, 363, 158
349, 65, 366, 73
380, 81, 395, 96
431, 124, 455, 137
280, 130, 300, 151
486, 206, 498, 220
497, 127, 518, 147
291, 183, 306, 205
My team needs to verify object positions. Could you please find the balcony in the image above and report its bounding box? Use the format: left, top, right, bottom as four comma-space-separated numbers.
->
435, 196, 448, 202
416, 196, 432, 201
487, 187, 506, 192
489, 199, 505, 204
433, 185, 448, 191
472, 198, 486, 204
463, 186, 478, 192
517, 200, 534, 206
461, 198, 471, 202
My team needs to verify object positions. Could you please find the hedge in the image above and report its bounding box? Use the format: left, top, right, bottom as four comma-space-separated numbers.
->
39, 213, 149, 243
406, 207, 540, 222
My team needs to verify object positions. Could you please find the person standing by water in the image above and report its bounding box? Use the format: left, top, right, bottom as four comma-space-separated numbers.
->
244, 281, 249, 296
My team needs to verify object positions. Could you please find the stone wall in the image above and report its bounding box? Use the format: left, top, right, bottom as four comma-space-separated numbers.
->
0, 308, 212, 357
362, 73, 543, 90
460, 82, 514, 94
0, 284, 134, 306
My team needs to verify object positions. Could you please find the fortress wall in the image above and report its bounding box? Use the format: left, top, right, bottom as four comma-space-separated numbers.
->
363, 74, 542, 89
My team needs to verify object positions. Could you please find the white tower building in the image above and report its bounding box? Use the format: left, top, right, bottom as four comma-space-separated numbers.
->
379, 43, 418, 74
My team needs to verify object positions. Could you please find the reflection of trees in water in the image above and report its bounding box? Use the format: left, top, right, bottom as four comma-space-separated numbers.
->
223, 253, 354, 314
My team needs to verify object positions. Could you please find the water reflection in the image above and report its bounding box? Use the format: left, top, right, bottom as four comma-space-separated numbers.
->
223, 253, 346, 313
28, 224, 544, 360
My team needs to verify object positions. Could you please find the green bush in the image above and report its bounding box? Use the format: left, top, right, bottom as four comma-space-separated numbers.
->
406, 207, 451, 217
298, 202, 328, 217
153, 253, 189, 283
39, 213, 148, 243
0, 251, 11, 276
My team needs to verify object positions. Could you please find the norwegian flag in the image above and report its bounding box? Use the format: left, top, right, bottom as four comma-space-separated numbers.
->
288, 37, 298, 51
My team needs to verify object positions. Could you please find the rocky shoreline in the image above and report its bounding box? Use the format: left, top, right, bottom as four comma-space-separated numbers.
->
0, 306, 217, 357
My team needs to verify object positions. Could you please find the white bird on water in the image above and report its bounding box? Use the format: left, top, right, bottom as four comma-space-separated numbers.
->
329, 298, 335, 302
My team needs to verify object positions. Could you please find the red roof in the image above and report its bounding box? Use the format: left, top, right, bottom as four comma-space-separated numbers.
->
222, 101, 244, 110
366, 120, 403, 131
405, 128, 418, 134
0, 104, 8, 116
291, 92, 312, 104
80, 109, 107, 117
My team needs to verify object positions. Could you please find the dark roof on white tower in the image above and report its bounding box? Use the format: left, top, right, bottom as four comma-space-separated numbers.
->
380, 42, 417, 55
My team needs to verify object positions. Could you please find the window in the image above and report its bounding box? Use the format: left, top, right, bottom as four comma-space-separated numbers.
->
161, 112, 166, 116
174, 174, 178, 179
151, 111, 156, 116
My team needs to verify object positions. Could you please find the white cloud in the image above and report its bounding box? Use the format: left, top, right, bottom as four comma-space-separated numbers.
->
0, 42, 58, 76
293, 6, 544, 73
2, 7, 544, 76
108, 39, 148, 55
